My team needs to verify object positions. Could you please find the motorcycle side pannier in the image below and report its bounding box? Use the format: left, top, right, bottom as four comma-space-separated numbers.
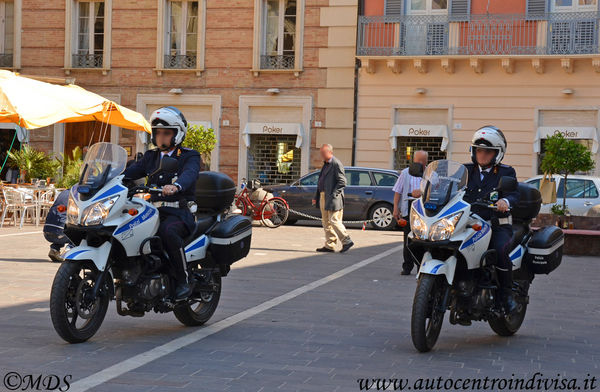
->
208, 215, 252, 266
524, 226, 564, 274
512, 183, 542, 222
195, 171, 236, 213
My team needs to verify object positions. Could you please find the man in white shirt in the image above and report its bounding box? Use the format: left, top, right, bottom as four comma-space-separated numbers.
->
392, 150, 428, 275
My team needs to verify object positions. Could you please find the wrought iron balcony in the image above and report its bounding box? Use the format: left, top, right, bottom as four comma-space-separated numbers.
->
164, 54, 197, 69
0, 53, 13, 68
357, 12, 600, 57
260, 55, 295, 70
72, 53, 103, 68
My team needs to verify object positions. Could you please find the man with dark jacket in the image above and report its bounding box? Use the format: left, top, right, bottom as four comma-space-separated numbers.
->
123, 106, 201, 300
312, 144, 354, 253
464, 125, 520, 315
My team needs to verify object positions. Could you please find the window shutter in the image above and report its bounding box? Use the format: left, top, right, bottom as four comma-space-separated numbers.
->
385, 0, 404, 16
449, 0, 471, 22
526, 0, 547, 19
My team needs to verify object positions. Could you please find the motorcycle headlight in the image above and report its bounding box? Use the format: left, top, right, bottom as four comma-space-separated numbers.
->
410, 208, 428, 240
81, 196, 119, 226
66, 194, 79, 225
429, 212, 463, 241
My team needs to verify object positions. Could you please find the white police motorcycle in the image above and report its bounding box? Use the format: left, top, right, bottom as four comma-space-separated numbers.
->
50, 142, 252, 343
407, 160, 564, 352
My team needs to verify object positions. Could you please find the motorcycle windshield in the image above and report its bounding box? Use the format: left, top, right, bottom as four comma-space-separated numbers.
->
79, 142, 128, 192
421, 160, 468, 214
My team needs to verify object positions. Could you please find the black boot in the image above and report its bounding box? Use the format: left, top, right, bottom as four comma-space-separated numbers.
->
502, 288, 518, 315
497, 268, 518, 315
175, 281, 193, 300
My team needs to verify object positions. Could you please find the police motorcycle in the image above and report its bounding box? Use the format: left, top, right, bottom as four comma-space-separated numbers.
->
407, 160, 564, 352
50, 142, 252, 343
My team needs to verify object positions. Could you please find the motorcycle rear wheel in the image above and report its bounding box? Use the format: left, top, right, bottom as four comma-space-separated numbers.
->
50, 262, 109, 343
174, 272, 222, 326
411, 274, 446, 353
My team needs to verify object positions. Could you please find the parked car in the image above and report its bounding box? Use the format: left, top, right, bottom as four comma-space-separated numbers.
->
524, 174, 600, 216
266, 167, 399, 230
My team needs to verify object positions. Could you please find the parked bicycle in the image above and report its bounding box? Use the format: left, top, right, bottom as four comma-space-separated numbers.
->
234, 179, 289, 228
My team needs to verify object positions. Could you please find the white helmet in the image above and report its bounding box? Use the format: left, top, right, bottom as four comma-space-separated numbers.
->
149, 106, 188, 148
470, 125, 507, 166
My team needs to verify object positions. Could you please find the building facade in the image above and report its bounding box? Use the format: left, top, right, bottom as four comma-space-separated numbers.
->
357, 0, 600, 179
0, 0, 358, 185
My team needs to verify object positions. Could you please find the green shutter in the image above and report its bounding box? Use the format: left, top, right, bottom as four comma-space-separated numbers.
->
385, 0, 404, 16
449, 0, 471, 21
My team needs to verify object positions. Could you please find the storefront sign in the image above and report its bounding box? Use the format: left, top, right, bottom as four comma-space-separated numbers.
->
243, 122, 304, 148
534, 126, 598, 153
389, 124, 449, 151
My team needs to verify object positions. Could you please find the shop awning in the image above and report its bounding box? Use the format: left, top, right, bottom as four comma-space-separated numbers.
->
389, 124, 449, 151
534, 126, 599, 153
242, 122, 304, 148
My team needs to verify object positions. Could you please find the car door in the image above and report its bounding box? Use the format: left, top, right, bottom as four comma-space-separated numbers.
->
283, 171, 320, 216
371, 170, 399, 206
556, 178, 600, 215
343, 169, 375, 219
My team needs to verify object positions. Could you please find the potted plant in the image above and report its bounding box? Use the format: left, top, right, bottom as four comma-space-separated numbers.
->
540, 133, 595, 227
55, 146, 84, 188
7, 145, 60, 183
182, 124, 217, 171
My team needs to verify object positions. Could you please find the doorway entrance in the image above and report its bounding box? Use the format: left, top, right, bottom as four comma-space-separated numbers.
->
64, 121, 111, 159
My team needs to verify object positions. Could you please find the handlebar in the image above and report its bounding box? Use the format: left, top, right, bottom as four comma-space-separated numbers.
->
471, 200, 511, 211
127, 185, 164, 198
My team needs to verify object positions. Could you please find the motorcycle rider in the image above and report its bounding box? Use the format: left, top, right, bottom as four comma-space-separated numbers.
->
463, 126, 520, 315
123, 106, 201, 300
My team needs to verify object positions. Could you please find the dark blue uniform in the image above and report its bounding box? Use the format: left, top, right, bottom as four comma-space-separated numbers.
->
124, 146, 201, 283
464, 163, 520, 290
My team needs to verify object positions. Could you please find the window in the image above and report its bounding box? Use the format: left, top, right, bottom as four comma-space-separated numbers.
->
73, 1, 104, 68
345, 170, 372, 186
553, 0, 597, 12
373, 172, 398, 187
299, 172, 318, 186
0, 1, 13, 68
557, 179, 599, 198
407, 0, 448, 14
165, 0, 198, 69
261, 0, 296, 69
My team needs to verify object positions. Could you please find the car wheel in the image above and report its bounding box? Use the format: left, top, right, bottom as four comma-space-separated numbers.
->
369, 203, 395, 230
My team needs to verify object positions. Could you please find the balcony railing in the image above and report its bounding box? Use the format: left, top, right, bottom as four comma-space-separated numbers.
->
72, 53, 103, 68
260, 54, 295, 70
357, 12, 600, 57
164, 54, 197, 69
0, 53, 13, 68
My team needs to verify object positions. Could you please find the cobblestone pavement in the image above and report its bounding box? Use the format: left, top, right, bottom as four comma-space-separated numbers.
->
0, 223, 598, 391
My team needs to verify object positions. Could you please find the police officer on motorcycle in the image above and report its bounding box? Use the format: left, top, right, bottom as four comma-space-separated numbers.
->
464, 126, 520, 315
123, 106, 201, 300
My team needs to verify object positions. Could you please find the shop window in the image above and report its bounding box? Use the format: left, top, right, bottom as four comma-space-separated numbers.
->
394, 136, 446, 170
247, 134, 301, 185
537, 138, 594, 174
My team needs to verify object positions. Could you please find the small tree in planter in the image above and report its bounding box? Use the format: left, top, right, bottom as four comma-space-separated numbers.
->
182, 124, 217, 171
540, 133, 595, 213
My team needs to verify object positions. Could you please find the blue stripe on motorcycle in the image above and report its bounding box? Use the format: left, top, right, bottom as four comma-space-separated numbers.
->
114, 206, 156, 235
510, 246, 522, 260
414, 199, 424, 215
92, 184, 126, 202
185, 236, 206, 253
65, 249, 89, 259
459, 221, 491, 250
430, 264, 443, 273
439, 201, 468, 219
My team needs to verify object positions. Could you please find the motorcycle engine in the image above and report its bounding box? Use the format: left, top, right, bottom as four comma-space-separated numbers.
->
138, 275, 169, 300
473, 287, 494, 310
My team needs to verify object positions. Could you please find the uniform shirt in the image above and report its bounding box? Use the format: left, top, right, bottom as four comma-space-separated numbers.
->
392, 167, 422, 217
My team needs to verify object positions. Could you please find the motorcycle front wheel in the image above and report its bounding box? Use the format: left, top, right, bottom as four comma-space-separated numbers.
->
50, 262, 109, 344
174, 271, 222, 326
411, 274, 446, 353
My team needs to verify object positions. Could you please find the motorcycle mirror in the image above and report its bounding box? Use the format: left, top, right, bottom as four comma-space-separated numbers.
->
496, 176, 517, 193
159, 156, 178, 174
408, 162, 424, 178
